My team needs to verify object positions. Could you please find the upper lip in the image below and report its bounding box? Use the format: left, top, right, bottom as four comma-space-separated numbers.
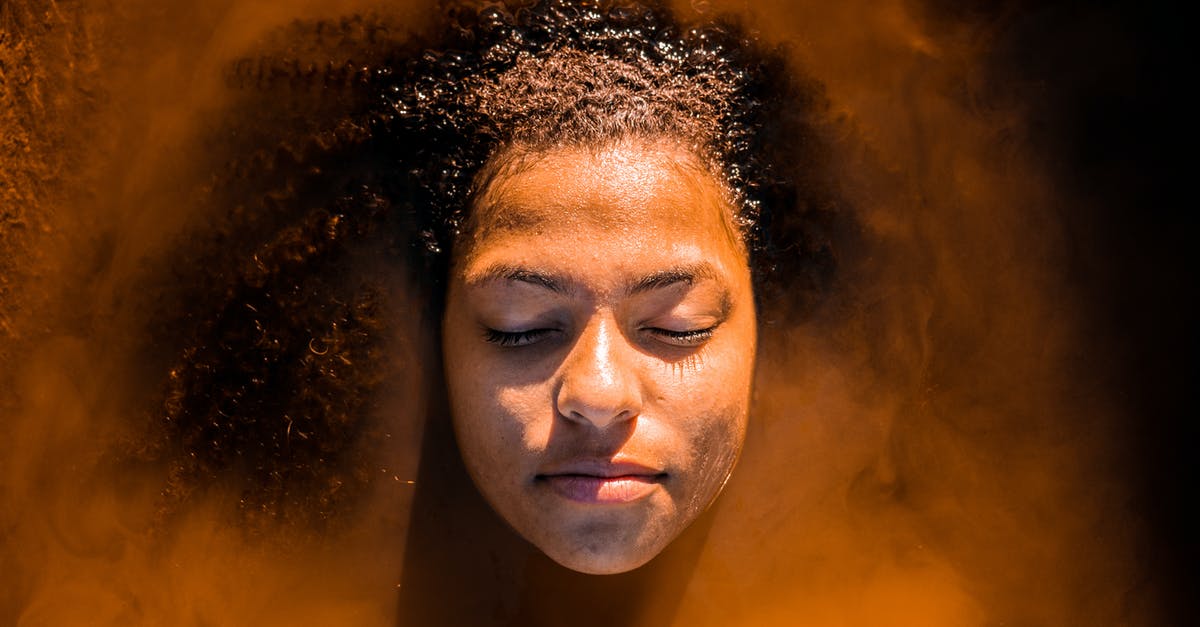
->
536, 458, 666, 478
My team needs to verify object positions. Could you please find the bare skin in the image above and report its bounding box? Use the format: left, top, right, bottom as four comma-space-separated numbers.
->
442, 138, 757, 574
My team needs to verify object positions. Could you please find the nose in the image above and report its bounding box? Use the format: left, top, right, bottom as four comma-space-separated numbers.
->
555, 315, 643, 430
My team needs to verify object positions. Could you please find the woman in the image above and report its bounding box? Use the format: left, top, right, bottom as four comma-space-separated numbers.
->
156, 0, 840, 622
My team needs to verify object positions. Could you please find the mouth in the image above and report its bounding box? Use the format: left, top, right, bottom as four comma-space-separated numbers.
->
535, 460, 668, 505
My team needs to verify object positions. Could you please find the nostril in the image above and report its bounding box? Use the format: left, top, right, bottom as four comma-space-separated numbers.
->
555, 374, 641, 429
560, 405, 636, 430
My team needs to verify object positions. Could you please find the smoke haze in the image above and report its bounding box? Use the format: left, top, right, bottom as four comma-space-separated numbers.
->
1, 0, 1186, 625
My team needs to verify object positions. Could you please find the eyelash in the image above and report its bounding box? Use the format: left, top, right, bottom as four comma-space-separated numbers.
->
483, 326, 717, 348
484, 328, 556, 347
646, 326, 716, 347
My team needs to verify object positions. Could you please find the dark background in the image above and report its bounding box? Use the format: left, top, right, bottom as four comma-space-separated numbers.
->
960, 0, 1192, 618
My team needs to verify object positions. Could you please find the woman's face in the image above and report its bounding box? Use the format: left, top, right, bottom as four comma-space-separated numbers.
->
442, 139, 756, 574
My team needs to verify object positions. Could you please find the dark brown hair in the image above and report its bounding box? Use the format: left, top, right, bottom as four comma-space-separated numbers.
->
148, 0, 844, 528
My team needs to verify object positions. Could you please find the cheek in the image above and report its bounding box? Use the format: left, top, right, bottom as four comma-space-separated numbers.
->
444, 324, 504, 468
645, 388, 746, 518
654, 343, 751, 485
678, 396, 747, 477
443, 345, 553, 472
492, 385, 555, 453
658, 329, 754, 416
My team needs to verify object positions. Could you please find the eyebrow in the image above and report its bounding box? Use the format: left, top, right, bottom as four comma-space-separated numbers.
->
472, 264, 574, 294
626, 263, 720, 295
470, 262, 726, 298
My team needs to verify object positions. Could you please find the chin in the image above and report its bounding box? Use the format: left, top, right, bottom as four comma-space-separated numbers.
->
544, 542, 660, 575
535, 520, 676, 575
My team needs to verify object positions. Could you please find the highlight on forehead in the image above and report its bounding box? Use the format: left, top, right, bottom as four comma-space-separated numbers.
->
459, 137, 750, 258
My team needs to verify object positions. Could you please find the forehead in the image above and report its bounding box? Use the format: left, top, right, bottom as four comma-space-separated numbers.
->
459, 139, 743, 266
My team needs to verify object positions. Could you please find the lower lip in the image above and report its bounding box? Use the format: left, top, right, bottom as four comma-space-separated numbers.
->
540, 474, 665, 504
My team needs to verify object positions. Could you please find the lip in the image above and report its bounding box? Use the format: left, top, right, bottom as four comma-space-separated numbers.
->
536, 459, 667, 504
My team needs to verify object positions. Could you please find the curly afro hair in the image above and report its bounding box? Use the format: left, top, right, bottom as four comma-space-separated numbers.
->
146, 0, 844, 529
374, 0, 840, 297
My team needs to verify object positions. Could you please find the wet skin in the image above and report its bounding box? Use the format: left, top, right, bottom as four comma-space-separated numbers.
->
442, 138, 757, 574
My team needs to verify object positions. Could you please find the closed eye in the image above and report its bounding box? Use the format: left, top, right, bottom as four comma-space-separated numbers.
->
484, 328, 558, 347
644, 325, 717, 347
